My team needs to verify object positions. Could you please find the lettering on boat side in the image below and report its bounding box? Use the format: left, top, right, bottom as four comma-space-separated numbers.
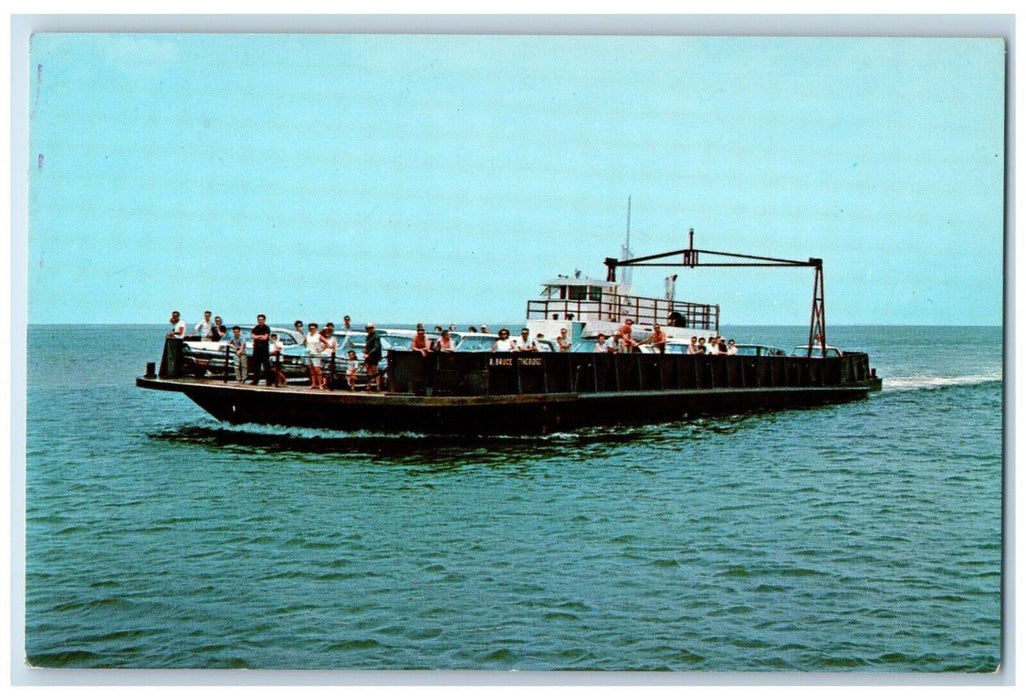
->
489, 358, 513, 367
517, 357, 543, 366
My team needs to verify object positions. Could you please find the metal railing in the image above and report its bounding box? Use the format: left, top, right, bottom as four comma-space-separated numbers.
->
526, 295, 718, 330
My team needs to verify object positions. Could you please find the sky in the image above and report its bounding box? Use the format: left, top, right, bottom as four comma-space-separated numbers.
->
24, 32, 1006, 327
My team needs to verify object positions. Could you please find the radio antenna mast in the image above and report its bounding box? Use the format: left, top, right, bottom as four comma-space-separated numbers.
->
619, 196, 634, 288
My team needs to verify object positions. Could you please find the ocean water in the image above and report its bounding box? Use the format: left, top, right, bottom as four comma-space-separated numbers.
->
22, 324, 1003, 672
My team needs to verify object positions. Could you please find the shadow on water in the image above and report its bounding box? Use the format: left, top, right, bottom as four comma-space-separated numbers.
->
148, 411, 774, 461
149, 424, 652, 462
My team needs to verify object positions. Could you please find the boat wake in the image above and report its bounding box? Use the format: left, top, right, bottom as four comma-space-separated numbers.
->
882, 373, 1002, 392
149, 423, 607, 453
149, 415, 769, 454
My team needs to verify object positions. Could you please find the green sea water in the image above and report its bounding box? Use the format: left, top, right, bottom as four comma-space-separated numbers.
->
23, 325, 1003, 672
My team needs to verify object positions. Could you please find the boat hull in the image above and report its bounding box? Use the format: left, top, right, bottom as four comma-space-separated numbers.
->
142, 343, 880, 435
136, 375, 876, 435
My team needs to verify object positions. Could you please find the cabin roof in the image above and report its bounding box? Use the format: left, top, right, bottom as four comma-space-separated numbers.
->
540, 276, 617, 288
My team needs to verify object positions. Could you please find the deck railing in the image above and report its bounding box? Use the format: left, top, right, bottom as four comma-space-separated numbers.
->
162, 338, 303, 384
526, 295, 719, 330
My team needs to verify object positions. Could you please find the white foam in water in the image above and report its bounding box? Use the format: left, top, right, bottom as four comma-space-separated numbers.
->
883, 373, 1003, 392
211, 421, 580, 441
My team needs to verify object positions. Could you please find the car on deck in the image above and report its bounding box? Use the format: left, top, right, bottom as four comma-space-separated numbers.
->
790, 344, 843, 358
182, 326, 304, 379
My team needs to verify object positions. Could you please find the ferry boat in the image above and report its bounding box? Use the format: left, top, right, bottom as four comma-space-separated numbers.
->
136, 231, 882, 436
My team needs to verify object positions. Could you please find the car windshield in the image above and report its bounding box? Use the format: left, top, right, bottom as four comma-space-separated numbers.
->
457, 336, 498, 351
792, 346, 838, 358
734, 345, 762, 356
383, 335, 414, 351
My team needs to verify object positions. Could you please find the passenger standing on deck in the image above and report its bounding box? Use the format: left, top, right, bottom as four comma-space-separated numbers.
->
269, 332, 284, 359
687, 336, 698, 355
294, 320, 305, 340
638, 324, 667, 354
167, 311, 186, 339
594, 333, 614, 353
227, 326, 247, 383
490, 329, 515, 352
696, 338, 707, 354
305, 323, 325, 389
321, 324, 339, 388
557, 327, 571, 352
412, 324, 431, 357
434, 329, 455, 352
210, 316, 224, 341
363, 323, 383, 391
726, 339, 738, 355
250, 314, 273, 385
269, 333, 285, 386
511, 328, 536, 352
193, 310, 214, 340
323, 322, 338, 350
342, 315, 352, 332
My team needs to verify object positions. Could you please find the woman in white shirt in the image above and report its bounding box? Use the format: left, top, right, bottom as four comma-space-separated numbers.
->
305, 323, 326, 389
490, 329, 515, 352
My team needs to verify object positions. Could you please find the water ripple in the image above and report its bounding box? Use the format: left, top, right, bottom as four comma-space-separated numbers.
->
24, 325, 1003, 671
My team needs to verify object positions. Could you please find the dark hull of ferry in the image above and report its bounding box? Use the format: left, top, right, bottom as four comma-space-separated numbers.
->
136, 375, 876, 435
140, 344, 880, 435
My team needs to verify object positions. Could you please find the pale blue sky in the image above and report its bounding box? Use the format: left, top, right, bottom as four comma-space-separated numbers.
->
27, 34, 1006, 326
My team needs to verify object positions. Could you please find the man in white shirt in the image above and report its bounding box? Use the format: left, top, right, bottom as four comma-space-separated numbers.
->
511, 328, 536, 352
594, 333, 615, 353
556, 328, 572, 351
167, 311, 186, 339
193, 310, 214, 340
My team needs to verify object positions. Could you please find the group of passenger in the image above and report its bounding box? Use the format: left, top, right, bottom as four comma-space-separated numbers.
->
167, 310, 383, 391
287, 315, 384, 392
167, 310, 229, 343
683, 335, 738, 355
168, 309, 740, 390
590, 319, 668, 354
